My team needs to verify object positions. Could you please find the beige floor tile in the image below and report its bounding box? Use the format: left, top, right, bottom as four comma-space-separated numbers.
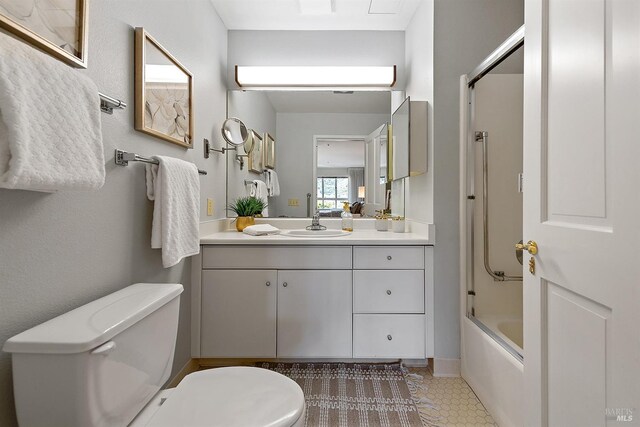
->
408, 367, 497, 427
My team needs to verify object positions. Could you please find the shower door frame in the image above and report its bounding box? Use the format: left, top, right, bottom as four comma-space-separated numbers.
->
460, 25, 525, 361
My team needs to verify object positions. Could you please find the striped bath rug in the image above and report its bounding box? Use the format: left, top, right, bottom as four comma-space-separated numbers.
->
256, 362, 437, 427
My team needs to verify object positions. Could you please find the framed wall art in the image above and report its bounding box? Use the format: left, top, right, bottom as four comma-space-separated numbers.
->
263, 132, 275, 169
0, 0, 88, 67
248, 130, 263, 173
135, 27, 193, 148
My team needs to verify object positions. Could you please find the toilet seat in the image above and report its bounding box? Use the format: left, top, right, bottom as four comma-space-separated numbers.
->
143, 367, 306, 427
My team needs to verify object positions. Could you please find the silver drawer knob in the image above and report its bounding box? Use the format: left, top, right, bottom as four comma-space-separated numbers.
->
387, 255, 392, 260
386, 290, 392, 295
387, 335, 393, 341
283, 282, 288, 287
266, 281, 271, 287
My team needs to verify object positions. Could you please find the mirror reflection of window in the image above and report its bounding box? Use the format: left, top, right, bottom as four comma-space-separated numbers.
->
317, 177, 349, 209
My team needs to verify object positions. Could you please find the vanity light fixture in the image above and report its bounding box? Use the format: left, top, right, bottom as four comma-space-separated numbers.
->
235, 65, 396, 88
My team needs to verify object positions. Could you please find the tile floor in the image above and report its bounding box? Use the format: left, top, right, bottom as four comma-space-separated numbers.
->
408, 367, 497, 427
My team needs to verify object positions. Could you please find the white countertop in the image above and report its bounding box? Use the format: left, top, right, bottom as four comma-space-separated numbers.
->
200, 229, 432, 245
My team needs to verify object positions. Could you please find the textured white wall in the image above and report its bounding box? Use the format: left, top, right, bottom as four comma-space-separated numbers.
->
0, 1, 227, 425
275, 113, 389, 217
433, 0, 523, 359
404, 0, 434, 225
227, 30, 406, 89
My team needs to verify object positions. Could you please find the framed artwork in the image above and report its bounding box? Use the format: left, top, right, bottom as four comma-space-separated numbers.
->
263, 132, 275, 169
248, 130, 263, 173
135, 27, 193, 148
0, 0, 88, 68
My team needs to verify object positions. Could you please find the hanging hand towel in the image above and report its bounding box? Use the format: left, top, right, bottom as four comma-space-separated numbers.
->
265, 169, 280, 197
0, 33, 104, 191
146, 156, 200, 268
252, 179, 269, 217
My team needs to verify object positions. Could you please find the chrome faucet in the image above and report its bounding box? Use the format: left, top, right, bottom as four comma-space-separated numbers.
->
306, 210, 327, 231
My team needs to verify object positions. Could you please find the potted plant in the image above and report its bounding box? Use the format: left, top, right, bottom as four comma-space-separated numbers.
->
227, 196, 267, 232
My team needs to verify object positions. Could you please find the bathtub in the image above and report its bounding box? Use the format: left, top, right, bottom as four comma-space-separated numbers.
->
461, 315, 524, 427
476, 315, 523, 357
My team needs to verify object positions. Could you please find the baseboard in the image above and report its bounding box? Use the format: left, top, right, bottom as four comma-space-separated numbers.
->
197, 357, 423, 367
166, 359, 200, 388
169, 358, 430, 387
430, 358, 461, 377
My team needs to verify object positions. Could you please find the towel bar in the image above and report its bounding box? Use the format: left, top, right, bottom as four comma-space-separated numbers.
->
99, 93, 126, 114
114, 149, 207, 175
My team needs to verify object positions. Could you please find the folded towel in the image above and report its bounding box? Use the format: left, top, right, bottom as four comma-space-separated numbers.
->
243, 224, 281, 236
145, 156, 200, 268
265, 169, 280, 197
0, 33, 104, 191
252, 179, 269, 217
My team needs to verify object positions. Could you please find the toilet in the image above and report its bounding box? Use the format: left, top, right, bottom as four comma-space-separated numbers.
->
3, 283, 305, 427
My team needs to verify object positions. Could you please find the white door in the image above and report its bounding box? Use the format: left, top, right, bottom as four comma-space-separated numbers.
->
277, 270, 352, 358
524, 0, 640, 426
364, 125, 386, 211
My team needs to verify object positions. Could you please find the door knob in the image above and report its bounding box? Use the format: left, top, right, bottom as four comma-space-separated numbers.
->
515, 240, 538, 255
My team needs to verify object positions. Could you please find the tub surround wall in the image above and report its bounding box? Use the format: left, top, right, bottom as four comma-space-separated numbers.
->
0, 1, 228, 425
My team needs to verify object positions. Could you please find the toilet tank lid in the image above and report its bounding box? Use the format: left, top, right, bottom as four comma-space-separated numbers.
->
3, 283, 183, 355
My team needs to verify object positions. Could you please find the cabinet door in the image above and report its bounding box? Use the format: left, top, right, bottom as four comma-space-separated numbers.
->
201, 270, 277, 357
277, 270, 352, 358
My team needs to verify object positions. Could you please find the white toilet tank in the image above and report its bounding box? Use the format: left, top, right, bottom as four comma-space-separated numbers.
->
3, 283, 183, 427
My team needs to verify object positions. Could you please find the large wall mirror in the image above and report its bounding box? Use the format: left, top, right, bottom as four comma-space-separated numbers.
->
226, 90, 405, 218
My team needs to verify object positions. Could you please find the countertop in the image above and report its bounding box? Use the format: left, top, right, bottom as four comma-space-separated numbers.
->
200, 229, 432, 246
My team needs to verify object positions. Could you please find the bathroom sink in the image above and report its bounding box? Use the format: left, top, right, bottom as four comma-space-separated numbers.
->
283, 229, 351, 237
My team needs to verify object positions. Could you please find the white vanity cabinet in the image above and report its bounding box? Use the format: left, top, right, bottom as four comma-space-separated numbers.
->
352, 246, 428, 358
277, 270, 352, 358
193, 243, 434, 361
201, 270, 277, 357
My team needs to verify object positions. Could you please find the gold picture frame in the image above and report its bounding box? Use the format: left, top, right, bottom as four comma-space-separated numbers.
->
0, 0, 88, 68
264, 132, 275, 169
135, 27, 194, 148
248, 130, 263, 173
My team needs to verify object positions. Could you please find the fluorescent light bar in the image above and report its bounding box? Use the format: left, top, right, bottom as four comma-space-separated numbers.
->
235, 66, 396, 88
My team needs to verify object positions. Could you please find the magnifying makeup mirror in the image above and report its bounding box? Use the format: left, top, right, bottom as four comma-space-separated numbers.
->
221, 117, 254, 155
204, 117, 254, 169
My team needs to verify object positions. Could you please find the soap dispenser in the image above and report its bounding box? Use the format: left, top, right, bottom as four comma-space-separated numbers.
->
341, 202, 353, 232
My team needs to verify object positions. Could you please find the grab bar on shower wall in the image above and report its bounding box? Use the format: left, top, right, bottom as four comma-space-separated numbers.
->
475, 131, 522, 282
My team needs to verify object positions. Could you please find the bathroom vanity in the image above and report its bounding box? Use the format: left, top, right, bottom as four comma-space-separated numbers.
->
192, 230, 434, 361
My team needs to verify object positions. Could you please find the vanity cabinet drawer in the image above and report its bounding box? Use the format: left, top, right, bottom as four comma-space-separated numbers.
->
353, 314, 425, 358
353, 246, 424, 270
353, 270, 424, 314
202, 246, 352, 269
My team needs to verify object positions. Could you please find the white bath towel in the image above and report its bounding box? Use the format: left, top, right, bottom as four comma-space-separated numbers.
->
242, 224, 281, 236
145, 156, 200, 268
250, 179, 269, 217
265, 169, 280, 197
0, 33, 104, 191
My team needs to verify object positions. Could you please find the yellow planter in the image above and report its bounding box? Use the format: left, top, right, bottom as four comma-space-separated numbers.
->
235, 216, 255, 232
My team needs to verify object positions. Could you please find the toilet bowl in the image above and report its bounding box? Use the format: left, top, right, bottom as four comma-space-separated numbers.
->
132, 367, 305, 427
3, 283, 305, 427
